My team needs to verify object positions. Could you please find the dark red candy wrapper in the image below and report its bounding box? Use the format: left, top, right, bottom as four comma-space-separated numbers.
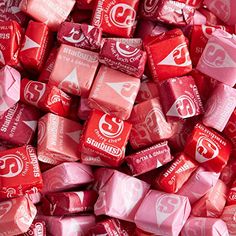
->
0, 20, 22, 66
227, 179, 236, 206
0, 102, 41, 146
20, 78, 72, 117
19, 20, 53, 73
91, 0, 139, 37
58, 22, 102, 51
184, 123, 232, 173
21, 220, 46, 236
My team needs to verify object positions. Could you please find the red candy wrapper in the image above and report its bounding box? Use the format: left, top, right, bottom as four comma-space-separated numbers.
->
184, 123, 232, 173
79, 110, 132, 167
58, 22, 102, 51
91, 0, 139, 37
0, 196, 37, 235
88, 65, 140, 120
0, 145, 42, 199
126, 141, 173, 176
0, 102, 40, 146
78, 97, 91, 120
99, 39, 147, 78
41, 190, 98, 216
49, 44, 99, 97
20, 78, 72, 117
0, 20, 22, 66
220, 158, 236, 186
38, 47, 58, 83
129, 98, 173, 150
145, 29, 192, 82
0, 65, 21, 116
192, 179, 227, 217
38, 113, 82, 165
42, 162, 94, 193
19, 0, 76, 31
107, 37, 143, 49
22, 220, 46, 236
154, 152, 198, 193
19, 21, 52, 73
159, 76, 204, 120
227, 179, 236, 205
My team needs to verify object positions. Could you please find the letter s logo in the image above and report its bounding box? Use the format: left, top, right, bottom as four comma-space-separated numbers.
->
99, 114, 124, 138
63, 27, 85, 44
0, 154, 24, 177
24, 81, 46, 106
143, 0, 159, 13
116, 42, 139, 57
110, 4, 136, 28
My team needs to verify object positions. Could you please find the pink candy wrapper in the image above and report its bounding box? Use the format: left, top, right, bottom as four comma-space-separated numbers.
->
181, 217, 229, 236
178, 167, 220, 204
94, 169, 150, 222
134, 190, 191, 236
49, 44, 99, 97
37, 113, 82, 165
88, 65, 140, 120
222, 205, 236, 235
42, 162, 94, 193
203, 83, 236, 132
77, 97, 91, 120
22, 220, 46, 236
0, 196, 37, 235
197, 30, 236, 87
0, 66, 21, 116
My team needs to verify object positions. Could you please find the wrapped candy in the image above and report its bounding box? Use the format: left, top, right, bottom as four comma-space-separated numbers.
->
41, 190, 98, 216
0, 145, 42, 199
94, 169, 150, 222
19, 0, 76, 31
88, 65, 140, 120
178, 167, 220, 204
192, 179, 227, 217
154, 152, 198, 193
20, 78, 72, 117
0, 65, 21, 116
19, 21, 53, 73
107, 38, 143, 49
79, 110, 132, 167
0, 102, 40, 146
99, 39, 147, 78
49, 44, 99, 97
42, 162, 94, 193
134, 190, 191, 236
0, 196, 37, 235
203, 83, 236, 132
227, 179, 236, 205
181, 217, 229, 236
37, 215, 96, 236
220, 158, 236, 186
222, 205, 236, 235
184, 123, 232, 173
57, 22, 102, 51
77, 97, 91, 120
0, 20, 22, 66
91, 0, 139, 37
145, 29, 192, 82
126, 141, 173, 176
159, 76, 204, 120
22, 220, 46, 236
197, 29, 236, 87
129, 98, 173, 150
37, 113, 82, 165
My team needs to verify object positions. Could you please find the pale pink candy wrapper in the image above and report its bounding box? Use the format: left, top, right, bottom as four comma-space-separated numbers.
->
0, 66, 21, 116
37, 215, 96, 236
42, 162, 94, 193
104, 38, 143, 49
197, 29, 236, 87
181, 217, 229, 236
94, 169, 150, 222
204, 0, 236, 25
178, 167, 220, 204
134, 190, 191, 236
203, 83, 236, 132
222, 205, 236, 235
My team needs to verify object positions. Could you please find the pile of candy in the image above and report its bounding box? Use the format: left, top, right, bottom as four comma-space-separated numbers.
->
0, 0, 236, 235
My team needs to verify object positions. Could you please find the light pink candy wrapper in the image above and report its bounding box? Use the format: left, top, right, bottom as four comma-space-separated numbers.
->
37, 215, 96, 236
197, 29, 236, 87
181, 217, 229, 236
178, 167, 220, 204
134, 190, 191, 236
42, 162, 94, 193
203, 83, 236, 132
0, 66, 21, 116
94, 169, 150, 222
222, 205, 236, 235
